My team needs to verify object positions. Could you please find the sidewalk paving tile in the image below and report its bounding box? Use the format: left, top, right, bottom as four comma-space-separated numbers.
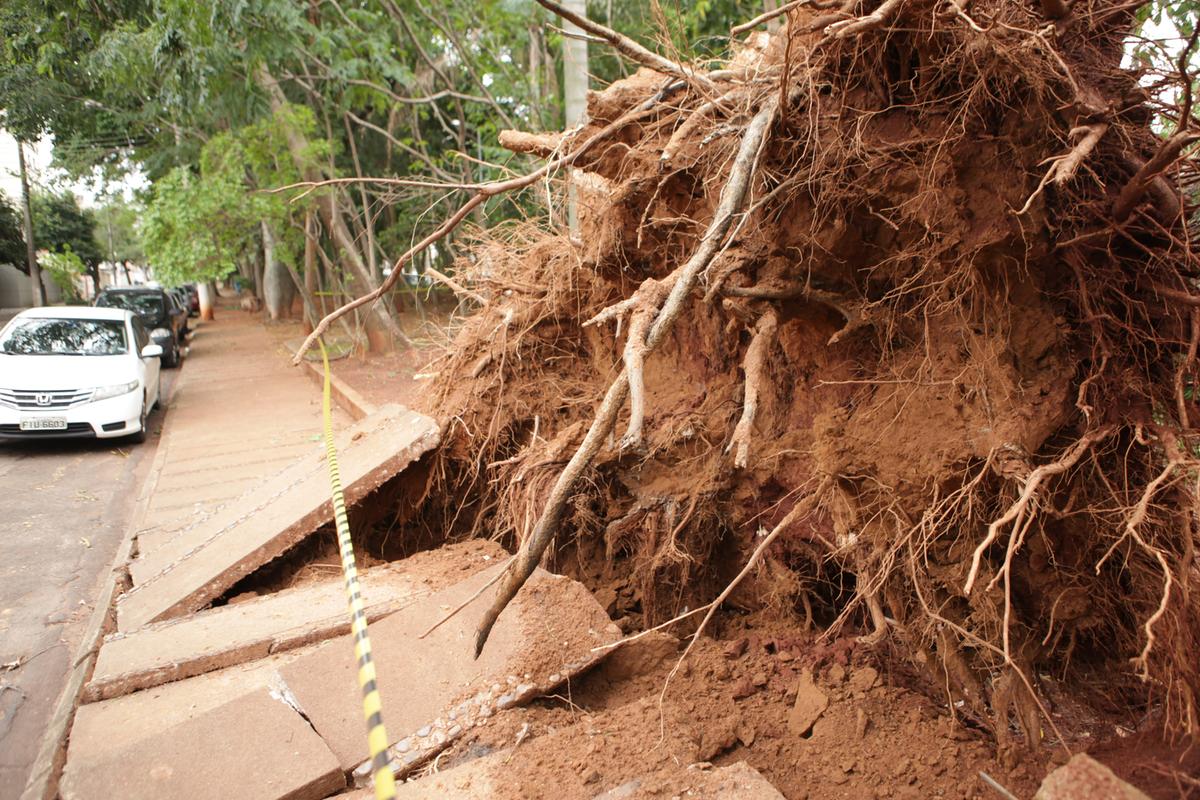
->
61, 687, 345, 800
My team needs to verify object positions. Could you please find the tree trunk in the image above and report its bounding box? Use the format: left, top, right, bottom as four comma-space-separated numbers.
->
255, 64, 409, 352
303, 210, 319, 333
563, 0, 588, 234
261, 220, 294, 320
198, 282, 216, 321
17, 142, 45, 306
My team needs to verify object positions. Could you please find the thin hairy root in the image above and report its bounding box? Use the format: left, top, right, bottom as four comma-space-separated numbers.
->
474, 99, 780, 656
824, 0, 905, 38
728, 308, 779, 468
964, 426, 1114, 595
668, 478, 831, 673
732, 0, 821, 35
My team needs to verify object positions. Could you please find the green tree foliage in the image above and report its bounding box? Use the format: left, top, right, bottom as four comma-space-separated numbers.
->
0, 193, 25, 269
39, 246, 87, 300
93, 200, 145, 265
141, 104, 322, 286
32, 192, 102, 268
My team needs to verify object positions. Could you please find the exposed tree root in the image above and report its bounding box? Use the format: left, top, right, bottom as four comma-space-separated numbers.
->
473, 98, 780, 656
375, 0, 1200, 743
728, 308, 778, 469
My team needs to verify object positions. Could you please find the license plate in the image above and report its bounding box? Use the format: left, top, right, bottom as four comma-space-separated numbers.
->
20, 417, 68, 431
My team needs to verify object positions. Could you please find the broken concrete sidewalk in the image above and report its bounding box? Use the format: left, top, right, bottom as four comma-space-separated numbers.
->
63, 548, 621, 800
117, 403, 439, 631
87, 541, 508, 702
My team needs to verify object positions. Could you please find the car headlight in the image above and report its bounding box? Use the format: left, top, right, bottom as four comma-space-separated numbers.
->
92, 381, 139, 401
151, 328, 171, 340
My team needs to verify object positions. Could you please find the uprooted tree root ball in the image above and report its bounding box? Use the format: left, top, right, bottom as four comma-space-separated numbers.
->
343, 1, 1200, 746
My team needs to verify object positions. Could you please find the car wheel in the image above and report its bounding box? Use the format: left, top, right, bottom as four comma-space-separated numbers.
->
129, 398, 149, 444
164, 341, 179, 368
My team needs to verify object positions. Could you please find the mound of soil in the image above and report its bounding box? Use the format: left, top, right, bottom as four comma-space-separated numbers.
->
364, 0, 1200, 790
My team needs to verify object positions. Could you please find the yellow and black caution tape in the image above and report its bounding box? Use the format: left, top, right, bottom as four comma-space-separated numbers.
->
319, 339, 397, 800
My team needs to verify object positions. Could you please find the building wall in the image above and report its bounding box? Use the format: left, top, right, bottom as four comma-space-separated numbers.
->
0, 263, 63, 308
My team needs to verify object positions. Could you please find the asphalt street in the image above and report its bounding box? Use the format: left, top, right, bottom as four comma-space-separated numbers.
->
0, 366, 177, 799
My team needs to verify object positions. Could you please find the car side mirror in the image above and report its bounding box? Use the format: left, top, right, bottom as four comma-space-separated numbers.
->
141, 344, 164, 359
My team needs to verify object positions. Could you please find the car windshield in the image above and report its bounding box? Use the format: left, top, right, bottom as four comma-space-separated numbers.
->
97, 292, 164, 317
0, 318, 128, 356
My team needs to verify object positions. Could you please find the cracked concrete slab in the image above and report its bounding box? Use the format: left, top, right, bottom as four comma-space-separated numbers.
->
279, 564, 621, 781
116, 404, 440, 631
61, 687, 345, 800
86, 541, 505, 702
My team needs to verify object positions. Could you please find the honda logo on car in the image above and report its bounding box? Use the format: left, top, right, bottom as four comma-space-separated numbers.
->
35, 393, 52, 406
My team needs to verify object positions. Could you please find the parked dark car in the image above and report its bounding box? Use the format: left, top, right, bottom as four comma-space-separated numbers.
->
181, 283, 200, 316
94, 287, 187, 367
166, 289, 192, 339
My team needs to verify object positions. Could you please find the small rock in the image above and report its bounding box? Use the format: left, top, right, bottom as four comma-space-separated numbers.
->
827, 664, 846, 684
736, 720, 757, 747
723, 637, 749, 659
752, 672, 769, 687
731, 676, 758, 700
787, 669, 829, 736
855, 708, 870, 739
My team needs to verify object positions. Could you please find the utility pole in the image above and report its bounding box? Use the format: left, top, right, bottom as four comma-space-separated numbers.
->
17, 142, 45, 306
563, 0, 588, 234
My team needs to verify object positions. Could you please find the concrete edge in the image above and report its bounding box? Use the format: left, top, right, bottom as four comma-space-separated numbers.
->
19, 364, 188, 800
298, 357, 378, 421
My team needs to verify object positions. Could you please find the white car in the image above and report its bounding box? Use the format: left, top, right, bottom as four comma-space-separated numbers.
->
0, 306, 163, 442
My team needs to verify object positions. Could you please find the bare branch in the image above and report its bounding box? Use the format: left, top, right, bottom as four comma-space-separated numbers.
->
534, 0, 717, 94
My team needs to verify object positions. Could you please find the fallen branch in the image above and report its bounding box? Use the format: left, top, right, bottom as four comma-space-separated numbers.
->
731, 0, 837, 35
473, 97, 780, 656
534, 0, 717, 94
728, 308, 779, 468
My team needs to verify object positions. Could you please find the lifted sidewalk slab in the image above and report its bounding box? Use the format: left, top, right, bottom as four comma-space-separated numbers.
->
61, 688, 345, 800
116, 404, 440, 631
87, 541, 506, 703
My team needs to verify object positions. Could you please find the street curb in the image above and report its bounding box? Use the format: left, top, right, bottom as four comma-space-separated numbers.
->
298, 357, 378, 421
19, 365, 187, 800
